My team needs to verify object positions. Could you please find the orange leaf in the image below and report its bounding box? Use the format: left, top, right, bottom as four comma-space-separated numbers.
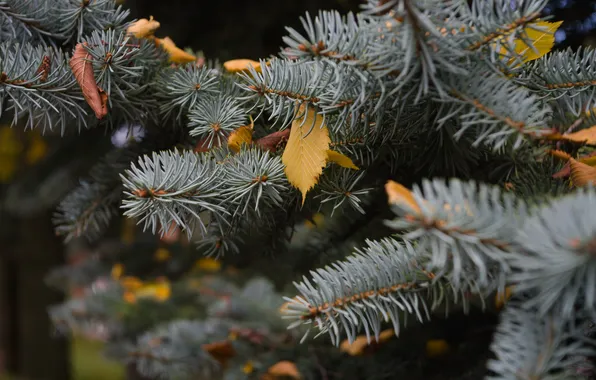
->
156, 37, 197, 64
570, 158, 596, 187
70, 43, 108, 119
548, 149, 572, 161
127, 16, 160, 38
267, 361, 301, 379
562, 125, 596, 145
385, 180, 421, 214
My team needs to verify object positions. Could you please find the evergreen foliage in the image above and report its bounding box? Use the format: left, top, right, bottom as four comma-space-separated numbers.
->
2, 0, 596, 378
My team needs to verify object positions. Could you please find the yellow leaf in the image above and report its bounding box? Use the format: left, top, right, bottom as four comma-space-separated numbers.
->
111, 263, 124, 280
154, 248, 171, 262
562, 125, 596, 145
134, 281, 171, 302
570, 158, 596, 187
223, 59, 265, 73
242, 361, 254, 374
127, 16, 160, 38
120, 276, 144, 291
282, 105, 331, 205
340, 329, 394, 356
228, 126, 253, 153
193, 257, 222, 272
26, 132, 47, 165
495, 286, 514, 310
514, 21, 562, 63
385, 180, 421, 215
426, 339, 450, 358
156, 37, 197, 64
326, 150, 359, 170
304, 212, 325, 229
581, 155, 596, 167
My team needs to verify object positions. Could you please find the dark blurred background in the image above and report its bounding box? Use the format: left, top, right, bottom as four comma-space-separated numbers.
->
1, 0, 596, 379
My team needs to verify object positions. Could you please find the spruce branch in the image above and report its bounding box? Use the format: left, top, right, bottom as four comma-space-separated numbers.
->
283, 238, 464, 345
442, 72, 553, 149
121, 150, 227, 238
385, 178, 527, 292
156, 64, 220, 122
487, 304, 595, 380
507, 187, 596, 319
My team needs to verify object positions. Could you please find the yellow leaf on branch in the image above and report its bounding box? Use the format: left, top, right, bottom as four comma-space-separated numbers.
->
156, 37, 197, 64
326, 150, 359, 170
498, 20, 562, 65
514, 21, 562, 63
127, 16, 160, 38
223, 59, 267, 73
228, 121, 253, 153
282, 105, 331, 205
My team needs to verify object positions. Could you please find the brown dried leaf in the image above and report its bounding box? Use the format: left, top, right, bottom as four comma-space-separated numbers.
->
570, 158, 596, 187
255, 129, 291, 152
202, 340, 236, 367
70, 43, 108, 119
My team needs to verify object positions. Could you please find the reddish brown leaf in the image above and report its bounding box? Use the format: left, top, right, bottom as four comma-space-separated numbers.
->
255, 129, 291, 153
202, 340, 236, 367
70, 43, 108, 119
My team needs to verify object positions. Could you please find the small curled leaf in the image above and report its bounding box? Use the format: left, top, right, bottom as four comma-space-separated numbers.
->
70, 43, 108, 119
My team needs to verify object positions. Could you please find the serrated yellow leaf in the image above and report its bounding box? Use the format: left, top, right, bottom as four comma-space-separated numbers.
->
385, 180, 421, 215
570, 158, 596, 187
326, 150, 359, 170
228, 126, 253, 153
156, 37, 196, 64
562, 125, 596, 145
127, 16, 160, 38
282, 105, 331, 205
223, 59, 267, 73
503, 20, 562, 64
